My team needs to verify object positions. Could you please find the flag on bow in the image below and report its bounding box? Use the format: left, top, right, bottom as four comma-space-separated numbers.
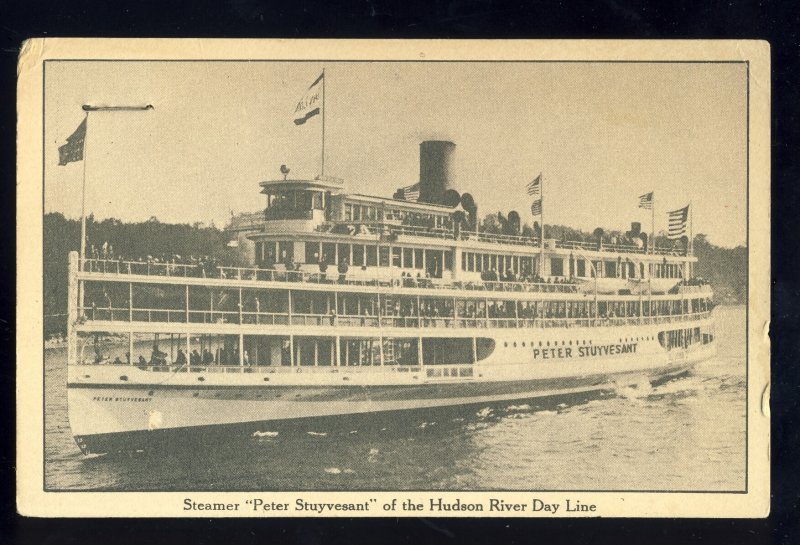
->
293, 72, 324, 126
638, 192, 653, 210
667, 205, 690, 239
58, 118, 87, 166
526, 174, 542, 196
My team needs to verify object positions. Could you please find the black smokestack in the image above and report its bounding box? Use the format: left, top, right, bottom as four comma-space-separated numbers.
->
418, 140, 456, 204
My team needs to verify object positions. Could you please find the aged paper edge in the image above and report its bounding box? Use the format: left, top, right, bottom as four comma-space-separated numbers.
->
16, 38, 770, 518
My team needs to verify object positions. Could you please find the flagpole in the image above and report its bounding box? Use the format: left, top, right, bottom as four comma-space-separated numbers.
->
650, 191, 655, 257
540, 174, 545, 278
78, 111, 89, 313
79, 111, 89, 269
321, 68, 326, 177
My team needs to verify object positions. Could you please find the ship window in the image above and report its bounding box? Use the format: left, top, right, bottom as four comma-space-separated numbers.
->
444, 251, 453, 271
366, 246, 377, 266
322, 243, 336, 264
344, 203, 353, 221
338, 243, 350, 265
550, 258, 564, 277
278, 241, 293, 264
577, 259, 586, 277
414, 249, 424, 270
476, 338, 496, 362
353, 245, 365, 267
379, 247, 390, 267
305, 242, 320, 264
422, 338, 476, 365
403, 248, 413, 268
392, 247, 402, 267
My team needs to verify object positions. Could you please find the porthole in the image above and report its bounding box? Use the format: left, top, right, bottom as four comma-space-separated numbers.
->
504, 342, 508, 347
522, 342, 526, 347
546, 341, 550, 347
539, 341, 543, 347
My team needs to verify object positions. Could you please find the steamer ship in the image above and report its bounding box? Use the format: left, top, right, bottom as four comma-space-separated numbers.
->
65, 140, 715, 455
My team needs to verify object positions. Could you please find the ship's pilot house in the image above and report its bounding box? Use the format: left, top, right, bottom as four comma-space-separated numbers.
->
249, 140, 468, 281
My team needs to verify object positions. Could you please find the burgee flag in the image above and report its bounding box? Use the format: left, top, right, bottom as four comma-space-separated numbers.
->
667, 205, 690, 239
638, 192, 654, 210
293, 73, 324, 125
58, 118, 87, 165
526, 174, 542, 196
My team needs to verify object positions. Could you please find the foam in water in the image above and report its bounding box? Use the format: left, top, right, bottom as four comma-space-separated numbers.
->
324, 467, 341, 474
252, 431, 279, 438
506, 404, 531, 412
476, 407, 493, 418
307, 431, 328, 437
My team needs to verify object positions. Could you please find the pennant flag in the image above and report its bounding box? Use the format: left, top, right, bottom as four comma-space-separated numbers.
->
638, 192, 653, 210
293, 72, 324, 126
667, 205, 690, 239
530, 199, 542, 216
526, 174, 542, 196
400, 184, 420, 202
58, 118, 87, 166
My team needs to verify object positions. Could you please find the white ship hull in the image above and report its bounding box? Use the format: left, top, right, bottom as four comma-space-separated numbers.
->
68, 333, 715, 454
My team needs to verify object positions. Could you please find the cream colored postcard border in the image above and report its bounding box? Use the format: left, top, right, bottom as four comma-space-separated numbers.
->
16, 38, 770, 518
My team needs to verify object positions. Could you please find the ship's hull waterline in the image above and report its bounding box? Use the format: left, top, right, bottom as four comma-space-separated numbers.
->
68, 345, 713, 455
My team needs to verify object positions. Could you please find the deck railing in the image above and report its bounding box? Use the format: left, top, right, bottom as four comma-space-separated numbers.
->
80, 258, 592, 294
78, 307, 712, 330
318, 221, 684, 256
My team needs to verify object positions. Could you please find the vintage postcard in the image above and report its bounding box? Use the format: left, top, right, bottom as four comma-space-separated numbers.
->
16, 39, 770, 517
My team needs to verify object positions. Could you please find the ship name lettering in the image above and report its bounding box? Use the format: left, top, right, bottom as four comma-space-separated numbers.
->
532, 343, 637, 360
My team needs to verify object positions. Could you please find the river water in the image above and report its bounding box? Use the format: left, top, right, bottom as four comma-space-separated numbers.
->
44, 305, 746, 491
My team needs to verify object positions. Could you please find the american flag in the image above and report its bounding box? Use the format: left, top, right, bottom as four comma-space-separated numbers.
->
638, 192, 654, 210
667, 205, 690, 239
58, 118, 87, 166
401, 184, 420, 202
530, 199, 542, 216
526, 174, 542, 196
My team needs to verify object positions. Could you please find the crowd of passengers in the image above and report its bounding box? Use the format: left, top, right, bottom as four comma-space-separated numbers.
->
103, 344, 248, 366
85, 243, 228, 278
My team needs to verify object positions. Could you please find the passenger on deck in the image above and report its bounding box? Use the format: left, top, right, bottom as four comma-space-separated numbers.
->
175, 349, 187, 365
190, 350, 201, 365
138, 355, 147, 366
338, 258, 349, 283
318, 259, 328, 282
